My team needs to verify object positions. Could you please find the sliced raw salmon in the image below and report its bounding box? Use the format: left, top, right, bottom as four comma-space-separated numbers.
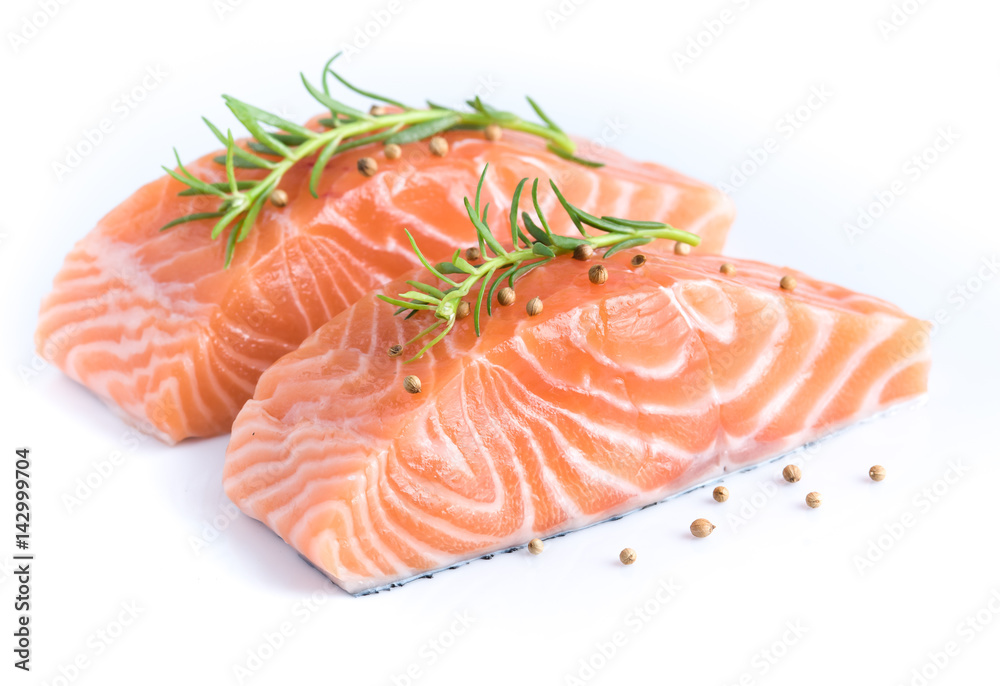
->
35, 130, 733, 443
223, 252, 930, 594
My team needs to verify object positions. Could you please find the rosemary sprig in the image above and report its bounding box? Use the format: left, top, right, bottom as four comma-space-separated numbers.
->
159, 53, 602, 267
379, 165, 701, 361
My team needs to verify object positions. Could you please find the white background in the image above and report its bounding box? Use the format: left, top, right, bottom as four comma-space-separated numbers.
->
2, 0, 999, 685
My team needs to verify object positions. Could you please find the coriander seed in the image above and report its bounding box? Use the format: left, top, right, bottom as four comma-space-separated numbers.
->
573, 244, 594, 261
526, 297, 543, 317
384, 143, 402, 160
403, 375, 421, 394
466, 246, 481, 261
631, 254, 646, 267
806, 492, 823, 508
674, 242, 691, 256
456, 301, 471, 319
869, 465, 886, 482
357, 157, 378, 177
484, 124, 502, 142
528, 538, 544, 555
269, 189, 288, 208
713, 486, 729, 503
783, 464, 802, 483
619, 548, 637, 565
388, 344, 402, 357
780, 275, 797, 291
588, 264, 608, 285
690, 518, 715, 538
370, 104, 389, 116
498, 287, 515, 307
429, 136, 448, 157
720, 262, 736, 275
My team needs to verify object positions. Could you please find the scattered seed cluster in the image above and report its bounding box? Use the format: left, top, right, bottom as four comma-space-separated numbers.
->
518, 461, 889, 562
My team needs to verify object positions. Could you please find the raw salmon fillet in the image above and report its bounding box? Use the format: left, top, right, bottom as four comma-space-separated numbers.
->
35, 130, 734, 443
223, 252, 930, 594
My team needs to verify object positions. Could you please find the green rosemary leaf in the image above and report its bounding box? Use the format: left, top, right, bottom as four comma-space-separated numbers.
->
320, 53, 338, 94
163, 165, 223, 198
404, 319, 444, 348
522, 212, 552, 246
326, 68, 409, 110
548, 182, 587, 236
528, 179, 552, 235
531, 243, 556, 257
225, 99, 292, 157
603, 236, 653, 258
213, 153, 276, 169
318, 117, 339, 128
203, 118, 277, 168
600, 216, 670, 230
238, 178, 275, 242
377, 294, 436, 311
158, 211, 225, 232
466, 97, 518, 124
224, 131, 238, 195
301, 73, 373, 122
464, 197, 507, 258
474, 164, 489, 216
509, 257, 553, 285
227, 97, 317, 137
407, 318, 455, 362
334, 123, 404, 152
573, 207, 633, 234
405, 230, 459, 287
509, 177, 528, 248
385, 114, 462, 145
406, 281, 447, 299
546, 143, 605, 168
310, 135, 343, 197
465, 96, 487, 115
273, 132, 310, 145
452, 255, 477, 273
398, 291, 442, 306
247, 141, 284, 156
526, 96, 563, 133
473, 267, 496, 337
178, 181, 256, 196
435, 261, 469, 275
487, 267, 513, 316
224, 221, 239, 268
548, 233, 588, 250
506, 261, 523, 288
210, 204, 245, 240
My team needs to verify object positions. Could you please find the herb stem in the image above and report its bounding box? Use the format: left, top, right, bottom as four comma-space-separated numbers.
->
381, 166, 700, 361
161, 55, 594, 266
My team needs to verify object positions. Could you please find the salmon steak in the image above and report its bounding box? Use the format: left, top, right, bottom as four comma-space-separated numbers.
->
35, 129, 733, 444
223, 251, 930, 594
